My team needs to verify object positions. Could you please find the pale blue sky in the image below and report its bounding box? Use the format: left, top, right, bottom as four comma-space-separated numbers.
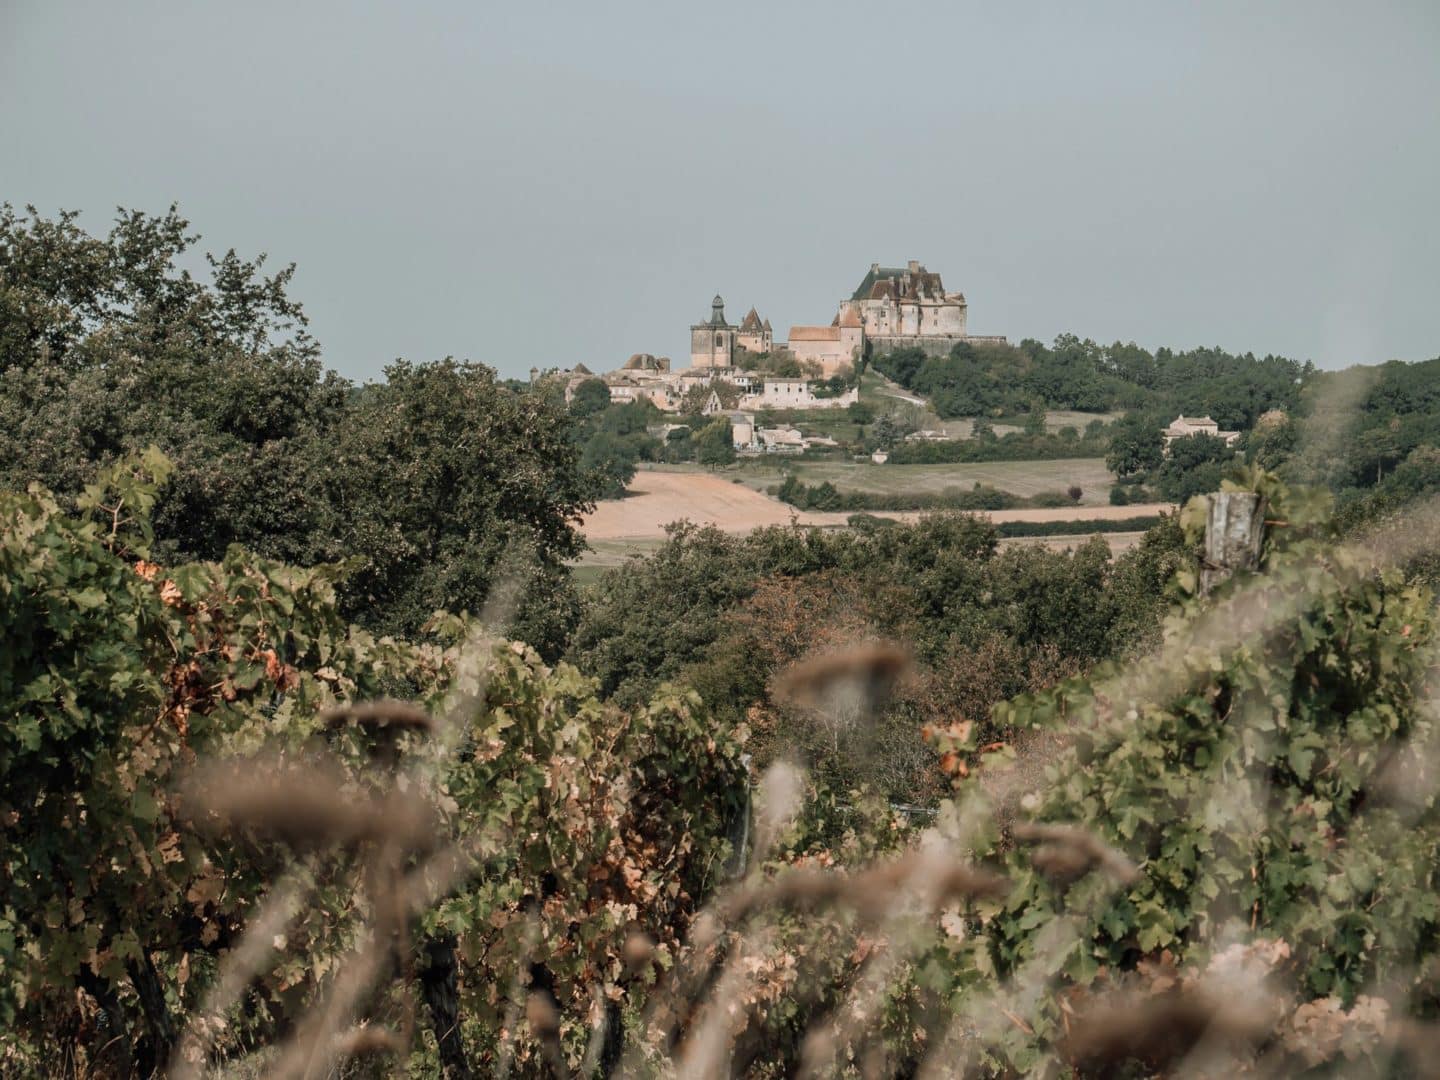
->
2, 1, 1437, 379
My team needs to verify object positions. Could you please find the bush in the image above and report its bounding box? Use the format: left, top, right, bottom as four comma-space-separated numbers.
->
0, 454, 747, 1075
1109, 484, 1130, 505
934, 474, 1440, 1071
994, 515, 1162, 537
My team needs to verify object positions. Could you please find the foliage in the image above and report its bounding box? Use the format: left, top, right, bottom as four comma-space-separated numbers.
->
775, 474, 1091, 514
885, 426, 1109, 464
934, 473, 1440, 1070
1104, 410, 1165, 477
695, 418, 736, 468
873, 334, 1312, 428
0, 456, 745, 1075
325, 359, 595, 653
569, 514, 1189, 802
993, 514, 1163, 538
567, 377, 611, 418
0, 205, 597, 656
1155, 431, 1238, 502
1283, 357, 1440, 498
0, 453, 445, 1072
846, 400, 875, 425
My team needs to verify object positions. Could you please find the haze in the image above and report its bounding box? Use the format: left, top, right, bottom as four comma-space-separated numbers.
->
2, 0, 1437, 381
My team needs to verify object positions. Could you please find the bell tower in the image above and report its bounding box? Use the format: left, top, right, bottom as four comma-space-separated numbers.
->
690, 293, 735, 368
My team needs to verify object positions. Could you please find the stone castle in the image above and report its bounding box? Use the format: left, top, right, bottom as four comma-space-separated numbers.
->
689, 260, 1003, 373
536, 260, 1003, 422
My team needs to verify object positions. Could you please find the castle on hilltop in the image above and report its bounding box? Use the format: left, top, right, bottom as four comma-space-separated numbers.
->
691, 260, 1002, 373
535, 260, 1004, 426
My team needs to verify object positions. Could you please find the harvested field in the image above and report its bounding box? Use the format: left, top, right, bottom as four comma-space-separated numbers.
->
579, 470, 1171, 541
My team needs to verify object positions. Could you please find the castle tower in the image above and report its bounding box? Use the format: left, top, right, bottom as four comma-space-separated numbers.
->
736, 306, 773, 354
690, 293, 736, 369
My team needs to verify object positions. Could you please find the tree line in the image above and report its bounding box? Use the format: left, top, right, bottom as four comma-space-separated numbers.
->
873, 335, 1312, 429
0, 204, 598, 655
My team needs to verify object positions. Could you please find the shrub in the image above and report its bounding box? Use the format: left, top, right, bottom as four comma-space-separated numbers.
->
0, 453, 746, 1075
929, 473, 1440, 1071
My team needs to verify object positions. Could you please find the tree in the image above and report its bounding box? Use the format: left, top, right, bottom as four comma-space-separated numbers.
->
847, 400, 876, 425
0, 206, 596, 655
695, 418, 735, 468
580, 429, 641, 498
1156, 432, 1235, 502
567, 377, 610, 417
321, 359, 593, 654
1105, 412, 1165, 478
872, 414, 901, 451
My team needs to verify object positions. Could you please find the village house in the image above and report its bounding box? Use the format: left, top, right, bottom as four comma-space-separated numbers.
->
786, 308, 864, 377
1162, 414, 1241, 452
728, 411, 756, 450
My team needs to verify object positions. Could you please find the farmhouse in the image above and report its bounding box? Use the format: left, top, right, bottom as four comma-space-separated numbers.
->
1163, 414, 1241, 451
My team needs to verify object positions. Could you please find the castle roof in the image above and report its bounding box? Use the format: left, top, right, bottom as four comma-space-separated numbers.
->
789, 325, 841, 341
837, 307, 862, 328
572, 363, 594, 375
739, 307, 765, 332
850, 262, 948, 302
692, 293, 732, 329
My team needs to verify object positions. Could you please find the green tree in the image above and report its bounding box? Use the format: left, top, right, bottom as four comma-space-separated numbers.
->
322, 359, 593, 654
847, 400, 876, 425
580, 429, 641, 498
0, 206, 596, 654
567, 377, 611, 417
0, 458, 746, 1074
1156, 432, 1235, 501
1105, 411, 1165, 478
696, 418, 736, 468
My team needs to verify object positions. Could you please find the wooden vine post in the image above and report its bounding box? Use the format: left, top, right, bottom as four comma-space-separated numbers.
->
1201, 491, 1267, 595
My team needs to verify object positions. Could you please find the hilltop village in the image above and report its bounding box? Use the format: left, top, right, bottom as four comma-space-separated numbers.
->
531, 261, 1005, 451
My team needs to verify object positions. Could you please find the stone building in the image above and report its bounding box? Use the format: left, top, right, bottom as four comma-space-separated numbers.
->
735, 307, 773, 354
835, 261, 1006, 356
621, 352, 671, 374
786, 307, 864, 376
1162, 414, 1241, 452
691, 294, 737, 368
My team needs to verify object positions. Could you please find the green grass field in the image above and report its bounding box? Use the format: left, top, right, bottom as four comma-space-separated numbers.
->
724, 457, 1116, 505
858, 370, 1121, 436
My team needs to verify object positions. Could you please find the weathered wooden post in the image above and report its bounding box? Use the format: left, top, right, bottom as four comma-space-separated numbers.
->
1201, 491, 1267, 595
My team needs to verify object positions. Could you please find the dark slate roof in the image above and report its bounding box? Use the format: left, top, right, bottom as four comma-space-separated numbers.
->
849, 264, 947, 301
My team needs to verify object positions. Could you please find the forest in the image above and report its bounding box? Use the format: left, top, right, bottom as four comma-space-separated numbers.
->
4, 207, 1440, 1077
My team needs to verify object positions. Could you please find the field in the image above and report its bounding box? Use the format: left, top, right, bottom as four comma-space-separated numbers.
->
579, 468, 1169, 541
721, 457, 1115, 505
859, 370, 1121, 436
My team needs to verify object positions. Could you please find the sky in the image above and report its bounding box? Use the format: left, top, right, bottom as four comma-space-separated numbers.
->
2, 0, 1437, 382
